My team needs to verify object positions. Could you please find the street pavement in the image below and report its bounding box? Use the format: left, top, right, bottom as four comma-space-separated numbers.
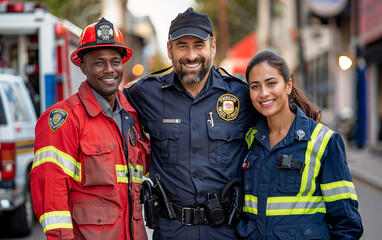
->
346, 145, 382, 191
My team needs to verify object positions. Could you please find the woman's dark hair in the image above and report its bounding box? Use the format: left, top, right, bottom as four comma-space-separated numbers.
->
245, 50, 322, 123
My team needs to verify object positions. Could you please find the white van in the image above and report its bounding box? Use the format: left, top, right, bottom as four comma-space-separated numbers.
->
0, 68, 37, 236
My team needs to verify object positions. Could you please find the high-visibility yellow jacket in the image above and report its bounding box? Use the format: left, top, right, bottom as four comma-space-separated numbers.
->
237, 107, 363, 240
31, 81, 150, 240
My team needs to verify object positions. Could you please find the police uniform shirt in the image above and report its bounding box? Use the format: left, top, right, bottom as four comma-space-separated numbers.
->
124, 67, 257, 207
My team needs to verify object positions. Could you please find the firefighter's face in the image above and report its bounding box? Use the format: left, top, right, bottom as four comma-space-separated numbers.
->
80, 48, 123, 99
167, 36, 216, 85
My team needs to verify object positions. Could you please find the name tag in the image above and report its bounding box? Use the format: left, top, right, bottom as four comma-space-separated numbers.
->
163, 119, 181, 124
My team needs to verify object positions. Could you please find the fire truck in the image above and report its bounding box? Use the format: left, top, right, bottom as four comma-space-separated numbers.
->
0, 1, 83, 236
0, 0, 83, 116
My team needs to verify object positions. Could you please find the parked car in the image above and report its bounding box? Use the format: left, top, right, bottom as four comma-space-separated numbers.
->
0, 68, 37, 236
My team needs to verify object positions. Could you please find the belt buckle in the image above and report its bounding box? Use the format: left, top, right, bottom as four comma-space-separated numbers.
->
181, 207, 192, 226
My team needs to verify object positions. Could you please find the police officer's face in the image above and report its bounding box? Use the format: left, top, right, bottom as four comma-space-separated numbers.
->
248, 61, 292, 118
80, 48, 123, 99
167, 36, 216, 85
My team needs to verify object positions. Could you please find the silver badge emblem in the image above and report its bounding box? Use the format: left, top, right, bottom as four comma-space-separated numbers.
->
296, 130, 305, 141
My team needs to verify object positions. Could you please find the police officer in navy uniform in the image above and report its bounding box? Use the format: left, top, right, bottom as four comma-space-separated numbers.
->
124, 7, 257, 240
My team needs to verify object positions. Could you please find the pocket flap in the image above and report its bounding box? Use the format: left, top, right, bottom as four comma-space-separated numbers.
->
148, 122, 179, 140
237, 218, 257, 237
274, 222, 329, 239
73, 203, 118, 225
207, 124, 243, 142
81, 141, 113, 155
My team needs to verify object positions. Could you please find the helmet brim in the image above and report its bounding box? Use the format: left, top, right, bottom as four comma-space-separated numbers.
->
70, 44, 132, 67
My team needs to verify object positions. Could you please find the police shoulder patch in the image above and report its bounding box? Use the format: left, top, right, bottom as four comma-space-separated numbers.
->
216, 94, 240, 121
48, 109, 68, 132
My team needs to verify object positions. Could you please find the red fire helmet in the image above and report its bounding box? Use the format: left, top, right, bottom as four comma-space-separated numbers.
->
70, 17, 132, 67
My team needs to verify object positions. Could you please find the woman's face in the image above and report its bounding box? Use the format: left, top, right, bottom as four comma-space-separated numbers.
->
248, 61, 292, 118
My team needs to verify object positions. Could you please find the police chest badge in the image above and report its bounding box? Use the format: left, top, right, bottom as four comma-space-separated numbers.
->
48, 109, 68, 132
216, 94, 240, 121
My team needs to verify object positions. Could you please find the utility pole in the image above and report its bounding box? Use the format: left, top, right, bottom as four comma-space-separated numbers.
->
257, 0, 270, 50
216, 0, 230, 64
296, 0, 306, 90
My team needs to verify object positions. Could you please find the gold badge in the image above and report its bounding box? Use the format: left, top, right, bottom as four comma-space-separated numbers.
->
216, 94, 240, 121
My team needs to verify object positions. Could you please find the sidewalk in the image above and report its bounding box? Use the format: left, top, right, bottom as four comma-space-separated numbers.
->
346, 146, 382, 190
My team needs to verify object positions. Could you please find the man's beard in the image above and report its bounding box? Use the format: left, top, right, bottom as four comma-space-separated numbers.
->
173, 56, 212, 85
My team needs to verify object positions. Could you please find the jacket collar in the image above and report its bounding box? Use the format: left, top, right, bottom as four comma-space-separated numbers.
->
78, 81, 136, 118
252, 106, 312, 149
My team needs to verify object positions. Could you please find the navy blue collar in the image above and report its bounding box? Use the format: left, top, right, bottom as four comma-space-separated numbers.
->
253, 106, 313, 149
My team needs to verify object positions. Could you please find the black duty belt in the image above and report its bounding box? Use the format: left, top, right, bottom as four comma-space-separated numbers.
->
172, 203, 208, 226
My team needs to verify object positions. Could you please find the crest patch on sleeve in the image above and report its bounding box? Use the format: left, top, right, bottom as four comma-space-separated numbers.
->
48, 109, 68, 132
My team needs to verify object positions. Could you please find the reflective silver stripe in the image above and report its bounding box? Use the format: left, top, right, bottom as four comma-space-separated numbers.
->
33, 146, 81, 182
299, 124, 334, 196
321, 181, 358, 202
130, 163, 143, 184
322, 185, 356, 196
243, 195, 258, 214
116, 165, 128, 183
266, 196, 326, 216
130, 164, 143, 179
267, 200, 325, 210
303, 125, 328, 195
117, 169, 127, 178
39, 211, 73, 233
244, 199, 257, 210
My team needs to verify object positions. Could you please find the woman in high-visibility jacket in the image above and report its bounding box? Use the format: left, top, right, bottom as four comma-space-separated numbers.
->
237, 50, 363, 239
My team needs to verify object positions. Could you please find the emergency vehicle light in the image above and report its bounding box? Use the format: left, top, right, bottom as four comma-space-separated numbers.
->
0, 142, 16, 180
0, 1, 47, 13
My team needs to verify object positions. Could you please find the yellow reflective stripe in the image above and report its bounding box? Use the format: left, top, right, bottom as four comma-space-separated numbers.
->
321, 181, 358, 202
33, 146, 81, 182
115, 164, 144, 184
266, 196, 326, 216
129, 163, 143, 184
266, 207, 326, 216
308, 128, 334, 195
245, 128, 258, 149
298, 125, 321, 196
39, 211, 73, 233
298, 124, 334, 196
116, 164, 128, 183
243, 194, 258, 214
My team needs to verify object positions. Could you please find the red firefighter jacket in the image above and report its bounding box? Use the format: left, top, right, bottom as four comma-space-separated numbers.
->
30, 81, 150, 240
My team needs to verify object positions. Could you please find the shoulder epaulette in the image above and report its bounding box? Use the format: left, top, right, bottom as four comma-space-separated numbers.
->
124, 79, 139, 89
215, 66, 247, 84
145, 66, 173, 78
124, 66, 173, 89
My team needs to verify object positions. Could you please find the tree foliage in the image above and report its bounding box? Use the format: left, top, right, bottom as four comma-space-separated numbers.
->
19, 0, 102, 28
194, 0, 257, 46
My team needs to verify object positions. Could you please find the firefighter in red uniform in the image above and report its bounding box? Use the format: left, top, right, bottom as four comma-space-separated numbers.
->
30, 17, 150, 240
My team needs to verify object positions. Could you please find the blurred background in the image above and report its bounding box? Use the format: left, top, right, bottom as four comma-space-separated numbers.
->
1, 1, 382, 240
1, 0, 380, 151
